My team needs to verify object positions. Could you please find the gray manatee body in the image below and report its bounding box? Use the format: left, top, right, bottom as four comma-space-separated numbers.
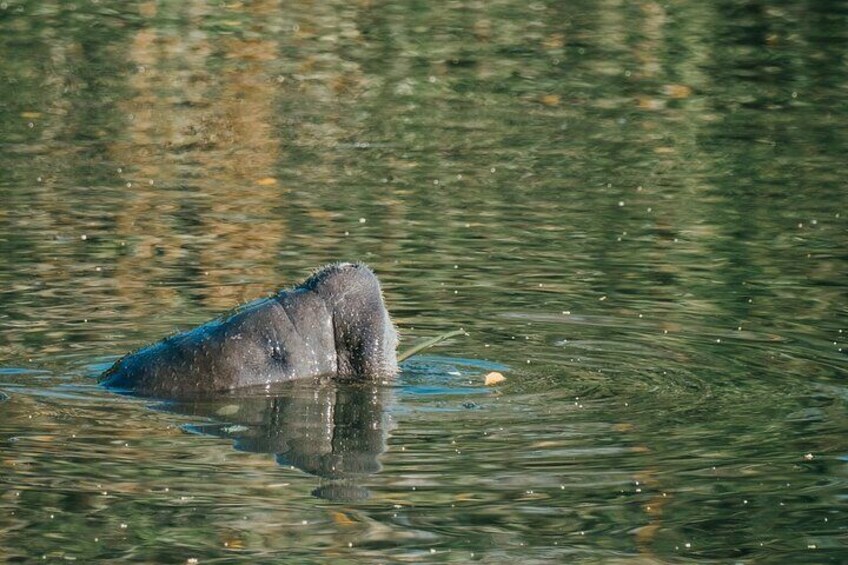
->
100, 263, 398, 398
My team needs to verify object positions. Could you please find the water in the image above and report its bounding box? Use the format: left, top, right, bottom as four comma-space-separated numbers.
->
1, 0, 847, 562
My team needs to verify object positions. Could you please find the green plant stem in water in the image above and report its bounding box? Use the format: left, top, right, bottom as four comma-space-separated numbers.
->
398, 329, 467, 362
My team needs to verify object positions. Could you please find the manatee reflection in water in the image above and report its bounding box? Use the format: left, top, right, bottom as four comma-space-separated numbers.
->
159, 379, 393, 501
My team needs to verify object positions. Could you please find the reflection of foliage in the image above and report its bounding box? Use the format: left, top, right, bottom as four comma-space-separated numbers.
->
1, 0, 845, 360
0, 2, 846, 559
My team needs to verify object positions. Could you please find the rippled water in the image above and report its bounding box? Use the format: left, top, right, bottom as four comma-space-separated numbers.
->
1, 0, 847, 562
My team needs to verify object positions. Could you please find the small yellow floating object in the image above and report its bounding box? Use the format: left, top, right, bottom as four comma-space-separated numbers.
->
216, 404, 240, 417
484, 372, 506, 386
255, 177, 278, 186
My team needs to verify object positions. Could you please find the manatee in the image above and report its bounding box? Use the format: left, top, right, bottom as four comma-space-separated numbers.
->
100, 263, 398, 399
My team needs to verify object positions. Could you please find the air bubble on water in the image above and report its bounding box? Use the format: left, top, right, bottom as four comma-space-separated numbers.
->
117, 168, 122, 173
490, 167, 496, 173
358, 217, 366, 224
126, 182, 132, 188
433, 179, 439, 185
28, 122, 34, 128
81, 234, 87, 240
428, 76, 437, 83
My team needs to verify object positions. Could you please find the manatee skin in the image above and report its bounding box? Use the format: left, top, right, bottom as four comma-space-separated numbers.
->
100, 263, 398, 399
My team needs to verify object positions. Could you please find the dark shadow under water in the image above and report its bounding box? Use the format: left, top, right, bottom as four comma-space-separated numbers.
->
154, 378, 395, 501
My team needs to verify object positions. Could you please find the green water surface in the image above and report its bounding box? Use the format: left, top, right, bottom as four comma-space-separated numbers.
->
1, 0, 847, 562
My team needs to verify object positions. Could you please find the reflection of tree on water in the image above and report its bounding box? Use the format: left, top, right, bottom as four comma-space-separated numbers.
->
162, 379, 393, 501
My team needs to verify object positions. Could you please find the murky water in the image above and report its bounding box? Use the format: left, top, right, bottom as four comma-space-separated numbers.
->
2, 0, 847, 562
